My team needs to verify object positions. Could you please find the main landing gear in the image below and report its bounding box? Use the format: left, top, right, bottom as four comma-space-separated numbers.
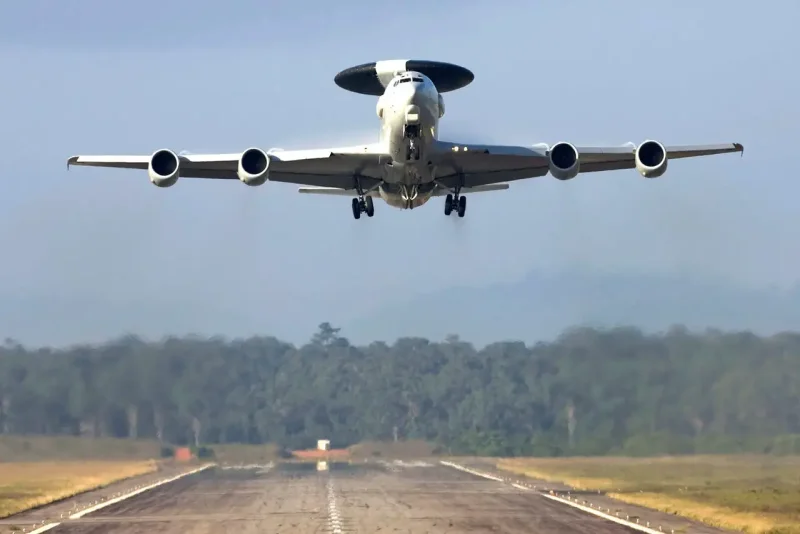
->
351, 176, 375, 220
444, 190, 467, 217
351, 196, 374, 219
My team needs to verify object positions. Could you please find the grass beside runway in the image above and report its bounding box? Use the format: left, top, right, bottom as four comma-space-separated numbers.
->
0, 460, 158, 518
498, 455, 800, 534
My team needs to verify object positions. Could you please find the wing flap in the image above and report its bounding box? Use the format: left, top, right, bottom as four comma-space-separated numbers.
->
298, 186, 381, 197
432, 183, 510, 196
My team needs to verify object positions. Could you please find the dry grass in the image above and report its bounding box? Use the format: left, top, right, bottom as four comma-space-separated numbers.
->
498, 455, 800, 534
0, 460, 158, 518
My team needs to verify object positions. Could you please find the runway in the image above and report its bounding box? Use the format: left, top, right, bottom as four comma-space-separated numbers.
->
2, 461, 724, 533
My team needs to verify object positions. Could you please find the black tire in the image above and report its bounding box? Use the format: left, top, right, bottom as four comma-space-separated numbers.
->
444, 194, 453, 215
352, 198, 361, 219
365, 196, 375, 217
457, 195, 466, 217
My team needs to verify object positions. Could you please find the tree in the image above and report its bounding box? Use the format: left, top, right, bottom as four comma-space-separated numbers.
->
311, 322, 341, 346
0, 324, 798, 456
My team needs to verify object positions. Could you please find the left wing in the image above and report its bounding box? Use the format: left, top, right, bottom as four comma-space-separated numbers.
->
431, 140, 743, 190
67, 144, 391, 191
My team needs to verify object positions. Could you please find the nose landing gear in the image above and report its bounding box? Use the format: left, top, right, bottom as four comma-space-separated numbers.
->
407, 139, 421, 161
404, 124, 421, 161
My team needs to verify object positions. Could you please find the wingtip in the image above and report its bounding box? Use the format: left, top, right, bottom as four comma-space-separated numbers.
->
67, 156, 78, 169
734, 142, 744, 157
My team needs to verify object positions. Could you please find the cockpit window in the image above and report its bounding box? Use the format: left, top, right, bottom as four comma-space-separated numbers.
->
392, 75, 422, 87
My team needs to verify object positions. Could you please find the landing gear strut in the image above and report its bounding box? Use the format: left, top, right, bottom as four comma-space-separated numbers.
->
404, 124, 421, 161
444, 185, 467, 218
351, 178, 374, 220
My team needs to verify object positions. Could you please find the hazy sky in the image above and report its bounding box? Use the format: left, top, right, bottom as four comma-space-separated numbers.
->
0, 0, 797, 347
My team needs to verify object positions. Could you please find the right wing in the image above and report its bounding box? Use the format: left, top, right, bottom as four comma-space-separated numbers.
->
430, 140, 743, 190
67, 144, 391, 191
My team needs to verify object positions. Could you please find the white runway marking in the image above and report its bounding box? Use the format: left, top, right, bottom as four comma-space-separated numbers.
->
439, 460, 505, 481
26, 464, 214, 534
441, 461, 666, 534
325, 475, 344, 534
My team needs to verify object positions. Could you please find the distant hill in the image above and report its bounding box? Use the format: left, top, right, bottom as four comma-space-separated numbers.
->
346, 270, 800, 347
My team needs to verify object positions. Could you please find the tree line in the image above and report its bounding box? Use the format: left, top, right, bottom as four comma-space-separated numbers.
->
1, 323, 799, 456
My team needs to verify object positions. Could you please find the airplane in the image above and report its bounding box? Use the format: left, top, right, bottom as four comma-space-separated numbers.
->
67, 59, 744, 220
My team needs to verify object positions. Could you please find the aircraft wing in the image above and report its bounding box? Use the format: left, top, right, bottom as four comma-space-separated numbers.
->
67, 144, 390, 191
431, 141, 744, 189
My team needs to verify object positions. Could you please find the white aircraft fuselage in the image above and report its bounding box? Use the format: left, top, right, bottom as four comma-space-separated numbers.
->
374, 71, 442, 209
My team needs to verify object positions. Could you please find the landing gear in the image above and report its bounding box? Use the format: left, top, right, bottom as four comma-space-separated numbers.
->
444, 188, 467, 218
457, 195, 466, 217
406, 139, 421, 161
404, 124, 421, 138
351, 196, 375, 219
404, 124, 421, 161
351, 177, 375, 220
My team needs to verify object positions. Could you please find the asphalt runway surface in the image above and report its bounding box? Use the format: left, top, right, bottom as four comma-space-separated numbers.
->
9, 460, 667, 534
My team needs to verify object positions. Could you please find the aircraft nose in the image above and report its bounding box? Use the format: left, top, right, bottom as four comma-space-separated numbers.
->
401, 84, 423, 105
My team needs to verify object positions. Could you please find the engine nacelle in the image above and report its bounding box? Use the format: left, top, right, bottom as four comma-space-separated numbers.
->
148, 149, 180, 188
548, 141, 580, 180
237, 147, 270, 186
635, 140, 668, 178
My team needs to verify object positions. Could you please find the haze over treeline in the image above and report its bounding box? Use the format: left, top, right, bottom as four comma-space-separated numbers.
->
1, 323, 799, 457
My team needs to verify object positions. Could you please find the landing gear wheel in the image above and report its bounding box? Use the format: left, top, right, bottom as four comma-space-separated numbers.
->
444, 194, 453, 215
457, 195, 467, 217
365, 196, 375, 217
351, 198, 361, 219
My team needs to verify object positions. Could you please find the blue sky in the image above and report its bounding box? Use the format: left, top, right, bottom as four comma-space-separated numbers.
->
0, 0, 797, 346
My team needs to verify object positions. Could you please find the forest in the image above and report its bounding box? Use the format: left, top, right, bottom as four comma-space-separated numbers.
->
1, 323, 799, 457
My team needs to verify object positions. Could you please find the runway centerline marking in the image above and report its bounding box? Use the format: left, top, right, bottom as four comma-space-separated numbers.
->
326, 476, 343, 534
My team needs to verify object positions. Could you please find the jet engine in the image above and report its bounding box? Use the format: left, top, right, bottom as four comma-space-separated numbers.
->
548, 142, 580, 180
237, 147, 270, 186
148, 149, 180, 187
635, 140, 668, 178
